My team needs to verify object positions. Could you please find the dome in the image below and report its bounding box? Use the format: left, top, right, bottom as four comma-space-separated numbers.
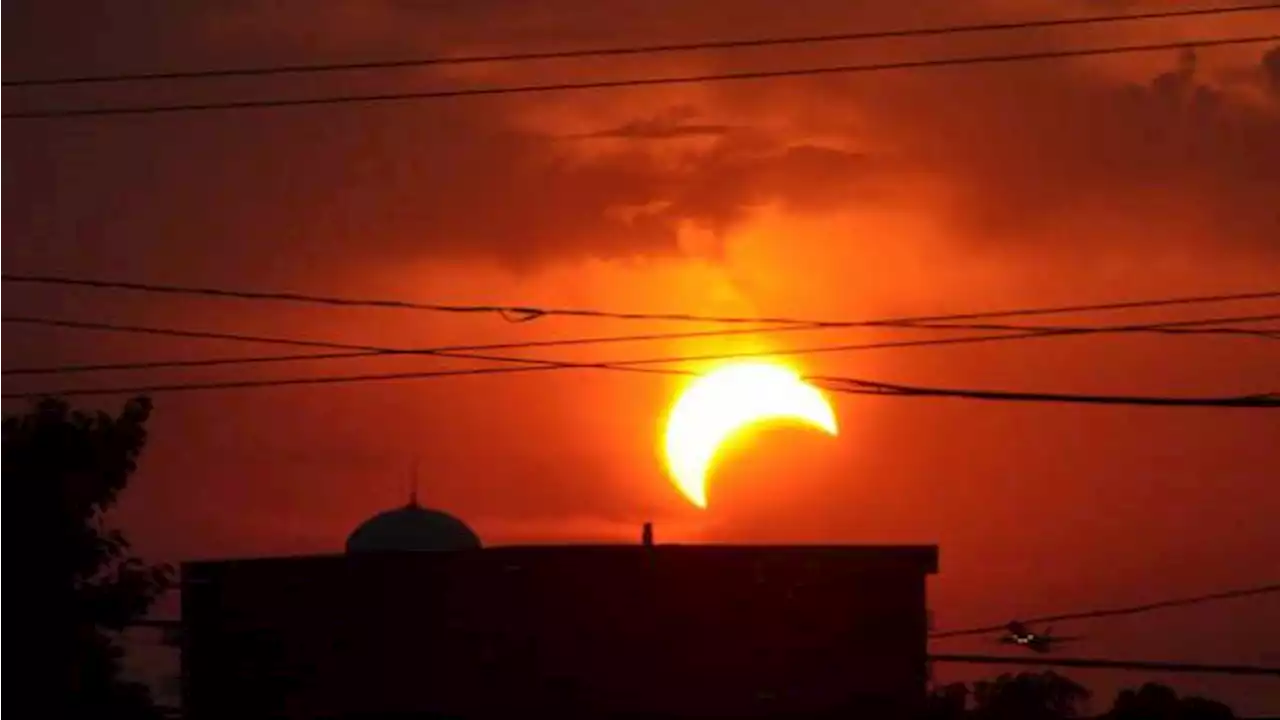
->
345, 501, 482, 553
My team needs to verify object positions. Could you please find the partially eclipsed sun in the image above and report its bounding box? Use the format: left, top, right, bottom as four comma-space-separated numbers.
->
662, 362, 839, 509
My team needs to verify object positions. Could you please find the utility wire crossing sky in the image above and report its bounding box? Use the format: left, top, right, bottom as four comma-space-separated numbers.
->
5, 3, 1275, 87
6, 277, 1276, 402
5, 35, 1278, 119
4, 313, 1274, 377
6, 274, 1278, 326
930, 583, 1280, 639
0, 308, 1274, 376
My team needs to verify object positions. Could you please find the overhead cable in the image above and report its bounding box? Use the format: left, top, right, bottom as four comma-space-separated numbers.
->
2, 335, 1274, 406
4, 274, 1277, 326
930, 583, 1280, 640
5, 35, 1277, 119
3, 313, 1275, 377
928, 654, 1280, 676
821, 377, 1276, 407
901, 319, 1278, 339
5, 4, 1274, 87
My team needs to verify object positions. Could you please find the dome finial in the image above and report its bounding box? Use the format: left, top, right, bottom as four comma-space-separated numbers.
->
408, 458, 421, 508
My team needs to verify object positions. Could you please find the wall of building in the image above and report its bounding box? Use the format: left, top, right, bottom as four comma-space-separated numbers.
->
182, 545, 937, 719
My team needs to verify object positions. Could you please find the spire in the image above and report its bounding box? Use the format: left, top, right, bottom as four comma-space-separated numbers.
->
408, 459, 421, 508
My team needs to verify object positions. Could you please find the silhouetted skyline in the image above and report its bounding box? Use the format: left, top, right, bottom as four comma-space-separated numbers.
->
4, 0, 1278, 714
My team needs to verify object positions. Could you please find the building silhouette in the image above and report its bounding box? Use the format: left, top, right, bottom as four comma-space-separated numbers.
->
180, 500, 939, 719
345, 494, 482, 553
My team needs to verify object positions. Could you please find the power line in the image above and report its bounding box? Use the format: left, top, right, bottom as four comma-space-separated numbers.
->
4, 311, 1277, 404
5, 273, 1277, 326
823, 377, 1276, 407
6, 289, 1275, 402
930, 583, 1280, 640
5, 35, 1277, 120
125, 630, 1280, 676
4, 313, 1275, 377
4, 362, 1273, 406
928, 654, 1280, 677
0, 360, 675, 399
0, 315, 794, 353
5, 4, 1274, 88
3, 329, 1274, 406
902, 319, 1278, 340
0, 314, 693, 381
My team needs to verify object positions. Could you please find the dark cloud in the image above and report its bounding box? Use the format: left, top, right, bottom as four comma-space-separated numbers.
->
4, 96, 879, 278
4, 0, 1278, 282
1264, 45, 1280, 98
569, 106, 737, 140
830, 44, 1280, 259
0, 2, 980, 277
651, 141, 879, 235
580, 122, 735, 140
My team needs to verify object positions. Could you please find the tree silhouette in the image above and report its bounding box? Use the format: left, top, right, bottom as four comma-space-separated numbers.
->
925, 675, 1240, 720
1103, 682, 1237, 720
4, 395, 174, 719
969, 671, 1091, 720
922, 681, 971, 719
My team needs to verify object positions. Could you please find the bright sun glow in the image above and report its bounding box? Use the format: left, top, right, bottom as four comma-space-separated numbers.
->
662, 362, 839, 509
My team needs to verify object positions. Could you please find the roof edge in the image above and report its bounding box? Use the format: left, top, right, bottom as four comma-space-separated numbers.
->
182, 543, 939, 574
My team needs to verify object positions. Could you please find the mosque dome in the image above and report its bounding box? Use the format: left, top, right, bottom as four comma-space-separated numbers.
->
345, 498, 482, 553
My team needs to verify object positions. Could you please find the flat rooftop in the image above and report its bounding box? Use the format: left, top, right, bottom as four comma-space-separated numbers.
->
184, 544, 939, 575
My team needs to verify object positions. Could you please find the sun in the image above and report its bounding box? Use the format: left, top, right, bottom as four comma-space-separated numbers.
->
661, 361, 839, 509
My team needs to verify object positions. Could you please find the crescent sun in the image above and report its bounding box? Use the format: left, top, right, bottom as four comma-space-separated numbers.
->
661, 362, 839, 509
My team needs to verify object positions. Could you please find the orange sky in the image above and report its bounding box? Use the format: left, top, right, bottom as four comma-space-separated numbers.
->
5, 0, 1280, 713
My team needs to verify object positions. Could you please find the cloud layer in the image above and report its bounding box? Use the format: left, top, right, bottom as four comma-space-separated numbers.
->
6, 0, 1278, 282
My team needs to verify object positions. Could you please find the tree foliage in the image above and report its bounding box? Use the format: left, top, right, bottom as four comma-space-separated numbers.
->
926, 675, 1237, 720
970, 671, 1091, 719
1103, 683, 1237, 720
4, 395, 174, 719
